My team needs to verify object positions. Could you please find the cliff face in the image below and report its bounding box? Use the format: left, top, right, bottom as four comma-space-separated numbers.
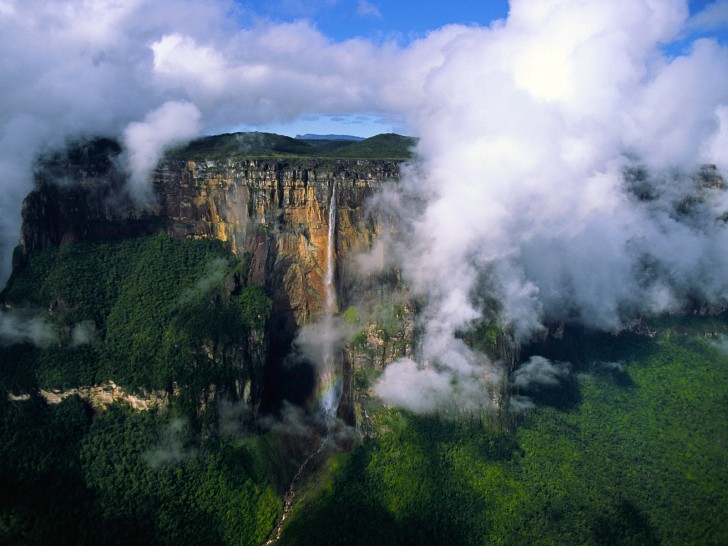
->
20, 155, 400, 321
154, 158, 399, 325
38, 381, 168, 412
152, 158, 407, 419
16, 149, 411, 423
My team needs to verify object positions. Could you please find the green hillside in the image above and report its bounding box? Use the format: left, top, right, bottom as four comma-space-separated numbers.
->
1, 233, 270, 397
328, 133, 417, 159
1, 231, 727, 543
280, 324, 728, 545
167, 131, 417, 161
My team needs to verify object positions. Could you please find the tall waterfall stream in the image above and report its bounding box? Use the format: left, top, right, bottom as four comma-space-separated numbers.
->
319, 178, 343, 418
263, 180, 343, 545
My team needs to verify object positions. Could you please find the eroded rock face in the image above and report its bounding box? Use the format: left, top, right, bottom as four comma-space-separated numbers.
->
20, 157, 401, 324
16, 154, 407, 423
152, 158, 405, 418
37, 381, 168, 412
154, 158, 401, 325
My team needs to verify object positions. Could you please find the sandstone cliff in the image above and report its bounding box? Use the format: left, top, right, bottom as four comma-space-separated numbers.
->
14, 138, 414, 425
153, 156, 409, 420
154, 157, 400, 324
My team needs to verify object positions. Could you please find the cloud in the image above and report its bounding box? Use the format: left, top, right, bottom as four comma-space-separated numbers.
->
288, 316, 353, 372
260, 401, 318, 438
286, 315, 353, 414
687, 0, 728, 32
373, 358, 454, 413
0, 310, 58, 347
594, 360, 624, 372
366, 0, 728, 412
177, 257, 230, 304
70, 320, 96, 346
710, 334, 728, 353
0, 311, 97, 348
121, 100, 202, 205
357, 0, 381, 19
504, 356, 572, 411
374, 354, 500, 415
509, 394, 536, 412
387, 1, 728, 339
143, 417, 196, 468
217, 398, 254, 439
511, 356, 571, 390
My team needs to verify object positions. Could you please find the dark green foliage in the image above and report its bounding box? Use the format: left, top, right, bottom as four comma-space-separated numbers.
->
0, 232, 284, 544
0, 232, 283, 544
0, 395, 96, 545
327, 133, 417, 159
168, 131, 318, 160
281, 323, 728, 545
0, 398, 281, 545
79, 405, 281, 546
1, 233, 271, 394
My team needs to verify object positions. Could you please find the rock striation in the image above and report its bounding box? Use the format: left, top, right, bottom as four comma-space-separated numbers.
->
154, 157, 400, 325
15, 143, 413, 425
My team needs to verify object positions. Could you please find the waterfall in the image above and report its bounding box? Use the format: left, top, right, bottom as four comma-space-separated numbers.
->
324, 180, 337, 317
319, 180, 342, 418
265, 182, 342, 545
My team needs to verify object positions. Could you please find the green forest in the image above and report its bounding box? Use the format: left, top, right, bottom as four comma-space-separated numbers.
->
1, 233, 270, 397
280, 326, 728, 545
1, 233, 727, 544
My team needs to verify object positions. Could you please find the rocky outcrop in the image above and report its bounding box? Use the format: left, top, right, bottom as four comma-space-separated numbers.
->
37, 381, 168, 411
340, 299, 417, 431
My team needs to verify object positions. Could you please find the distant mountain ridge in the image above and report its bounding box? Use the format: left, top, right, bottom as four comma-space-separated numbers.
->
295, 133, 364, 141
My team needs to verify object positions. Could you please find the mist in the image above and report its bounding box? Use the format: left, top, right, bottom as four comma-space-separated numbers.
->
143, 417, 196, 468
122, 101, 202, 206
0, 310, 58, 347
1, 0, 727, 413
0, 0, 446, 282
372, 0, 728, 411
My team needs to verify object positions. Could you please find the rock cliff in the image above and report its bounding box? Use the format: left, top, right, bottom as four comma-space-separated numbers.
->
154, 157, 400, 324
14, 137, 414, 425
153, 156, 408, 418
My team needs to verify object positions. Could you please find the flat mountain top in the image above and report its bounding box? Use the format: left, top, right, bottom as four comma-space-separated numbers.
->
167, 131, 417, 161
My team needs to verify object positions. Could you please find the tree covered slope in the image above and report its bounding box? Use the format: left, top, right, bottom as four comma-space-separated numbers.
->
279, 325, 728, 545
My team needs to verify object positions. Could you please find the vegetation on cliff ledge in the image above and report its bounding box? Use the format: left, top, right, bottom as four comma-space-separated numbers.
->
0, 233, 288, 545
1, 233, 270, 401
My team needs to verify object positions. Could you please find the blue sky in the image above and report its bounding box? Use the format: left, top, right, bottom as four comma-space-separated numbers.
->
233, 0, 512, 136
234, 0, 726, 44
235, 0, 510, 44
232, 0, 728, 137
